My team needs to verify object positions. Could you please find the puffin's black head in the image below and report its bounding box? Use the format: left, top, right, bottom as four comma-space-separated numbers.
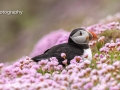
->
68, 28, 97, 44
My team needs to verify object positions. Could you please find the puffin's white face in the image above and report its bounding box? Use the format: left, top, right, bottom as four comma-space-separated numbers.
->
70, 30, 90, 44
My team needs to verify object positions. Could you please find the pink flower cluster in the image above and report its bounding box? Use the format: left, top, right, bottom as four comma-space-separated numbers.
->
86, 22, 120, 34
1, 20, 120, 89
0, 52, 120, 90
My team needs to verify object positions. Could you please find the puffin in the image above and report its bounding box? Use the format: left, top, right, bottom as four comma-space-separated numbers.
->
31, 28, 97, 66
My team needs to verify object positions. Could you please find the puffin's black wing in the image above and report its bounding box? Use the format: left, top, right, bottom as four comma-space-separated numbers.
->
32, 43, 84, 65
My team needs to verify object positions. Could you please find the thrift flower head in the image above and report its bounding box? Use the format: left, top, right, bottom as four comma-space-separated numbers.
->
61, 53, 66, 59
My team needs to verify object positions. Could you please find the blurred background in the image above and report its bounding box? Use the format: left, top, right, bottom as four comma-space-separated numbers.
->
0, 0, 120, 62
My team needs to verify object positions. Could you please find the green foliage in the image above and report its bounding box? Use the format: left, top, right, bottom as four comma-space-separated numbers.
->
100, 29, 120, 43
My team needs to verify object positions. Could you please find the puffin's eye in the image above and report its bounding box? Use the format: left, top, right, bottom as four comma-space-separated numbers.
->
80, 31, 82, 36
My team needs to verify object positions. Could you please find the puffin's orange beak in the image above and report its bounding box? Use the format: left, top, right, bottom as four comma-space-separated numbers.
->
88, 30, 98, 40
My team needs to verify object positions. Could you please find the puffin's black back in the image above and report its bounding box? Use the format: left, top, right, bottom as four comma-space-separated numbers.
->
32, 28, 89, 66
32, 43, 84, 66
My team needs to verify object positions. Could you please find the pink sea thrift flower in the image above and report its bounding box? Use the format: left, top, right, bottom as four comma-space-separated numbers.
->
62, 59, 67, 65
61, 53, 66, 59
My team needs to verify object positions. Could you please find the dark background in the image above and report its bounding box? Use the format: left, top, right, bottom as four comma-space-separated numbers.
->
0, 0, 120, 62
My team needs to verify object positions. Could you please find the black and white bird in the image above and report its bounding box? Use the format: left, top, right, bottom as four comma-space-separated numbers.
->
31, 28, 97, 66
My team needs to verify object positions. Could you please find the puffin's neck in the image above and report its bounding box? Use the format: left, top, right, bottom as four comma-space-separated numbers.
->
68, 38, 89, 49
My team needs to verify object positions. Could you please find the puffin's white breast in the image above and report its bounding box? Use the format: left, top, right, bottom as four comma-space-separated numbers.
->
83, 48, 92, 61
